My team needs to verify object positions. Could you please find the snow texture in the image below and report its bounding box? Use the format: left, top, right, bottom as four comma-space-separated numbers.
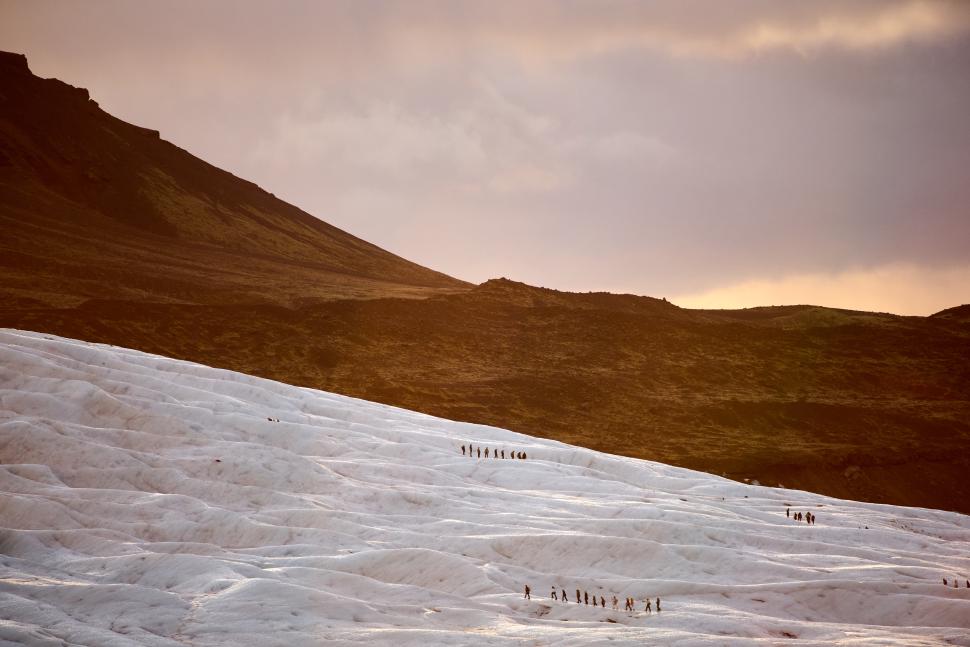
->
1, 329, 969, 646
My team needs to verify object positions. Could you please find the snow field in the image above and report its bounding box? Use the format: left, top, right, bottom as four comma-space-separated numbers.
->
1, 329, 969, 646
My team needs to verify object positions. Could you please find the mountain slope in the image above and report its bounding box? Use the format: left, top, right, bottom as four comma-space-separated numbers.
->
0, 51, 468, 308
2, 54, 968, 514
2, 330, 968, 646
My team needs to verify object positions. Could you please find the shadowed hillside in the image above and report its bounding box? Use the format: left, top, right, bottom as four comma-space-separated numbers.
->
0, 51, 468, 308
3, 54, 968, 513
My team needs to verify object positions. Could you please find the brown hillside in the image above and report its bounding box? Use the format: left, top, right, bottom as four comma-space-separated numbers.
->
0, 51, 469, 308
3, 55, 968, 513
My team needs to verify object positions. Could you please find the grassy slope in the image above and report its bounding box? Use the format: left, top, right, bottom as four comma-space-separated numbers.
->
7, 280, 969, 513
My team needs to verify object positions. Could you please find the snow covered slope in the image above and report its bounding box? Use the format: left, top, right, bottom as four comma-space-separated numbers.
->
1, 329, 969, 646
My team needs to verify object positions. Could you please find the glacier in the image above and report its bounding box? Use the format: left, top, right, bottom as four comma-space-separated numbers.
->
1, 329, 968, 646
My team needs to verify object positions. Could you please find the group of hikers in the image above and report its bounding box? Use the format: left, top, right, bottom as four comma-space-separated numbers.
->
787, 508, 816, 524
943, 577, 969, 588
462, 444, 527, 460
523, 585, 661, 614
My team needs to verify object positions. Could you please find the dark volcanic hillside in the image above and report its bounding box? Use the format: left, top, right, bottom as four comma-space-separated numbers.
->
0, 52, 468, 308
3, 54, 969, 513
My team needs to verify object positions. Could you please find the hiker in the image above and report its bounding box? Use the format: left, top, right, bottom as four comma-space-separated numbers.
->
645, 599, 651, 612
944, 578, 948, 586
561, 589, 568, 603
966, 580, 969, 589
786, 508, 790, 518
656, 597, 661, 612
461, 445, 466, 456
523, 452, 528, 460
524, 584, 530, 599
484, 448, 489, 458
501, 449, 505, 459
584, 591, 589, 605
624, 597, 631, 611
600, 595, 605, 608
477, 447, 481, 458
576, 589, 581, 603
611, 595, 618, 610
551, 587, 557, 601
592, 595, 598, 607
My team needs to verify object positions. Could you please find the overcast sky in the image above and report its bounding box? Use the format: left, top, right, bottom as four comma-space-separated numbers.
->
3, 0, 969, 314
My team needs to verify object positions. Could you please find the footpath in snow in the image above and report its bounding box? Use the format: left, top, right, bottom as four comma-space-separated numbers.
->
1, 329, 969, 646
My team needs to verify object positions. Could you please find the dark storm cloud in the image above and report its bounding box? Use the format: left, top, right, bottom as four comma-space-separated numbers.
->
2, 0, 969, 313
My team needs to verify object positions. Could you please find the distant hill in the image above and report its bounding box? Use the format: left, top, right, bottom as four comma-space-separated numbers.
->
931, 304, 970, 322
0, 51, 468, 309
2, 53, 968, 513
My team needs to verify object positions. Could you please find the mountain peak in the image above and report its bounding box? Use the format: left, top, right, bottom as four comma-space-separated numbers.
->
0, 51, 30, 75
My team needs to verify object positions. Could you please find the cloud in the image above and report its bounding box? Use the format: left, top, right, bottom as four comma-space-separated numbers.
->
672, 263, 970, 315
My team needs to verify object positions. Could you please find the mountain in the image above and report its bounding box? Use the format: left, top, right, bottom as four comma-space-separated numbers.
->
2, 330, 968, 645
2, 54, 969, 514
0, 51, 468, 309
932, 304, 970, 323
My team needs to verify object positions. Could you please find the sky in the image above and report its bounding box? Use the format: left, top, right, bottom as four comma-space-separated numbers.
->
2, 0, 969, 315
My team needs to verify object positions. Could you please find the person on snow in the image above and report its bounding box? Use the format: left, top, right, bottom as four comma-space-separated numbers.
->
551, 588, 557, 601
523, 452, 527, 460
645, 599, 652, 612
592, 595, 598, 607
524, 584, 531, 599
576, 589, 581, 603
561, 589, 568, 603
584, 591, 589, 605
600, 595, 605, 608
656, 597, 661, 612
944, 577, 948, 586
484, 448, 489, 458
462, 445, 466, 455
612, 595, 618, 610
786, 508, 790, 518
477, 447, 481, 458
501, 450, 505, 459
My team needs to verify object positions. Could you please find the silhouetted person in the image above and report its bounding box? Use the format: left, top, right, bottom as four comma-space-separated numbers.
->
645, 599, 651, 612
524, 584, 530, 599
656, 597, 661, 612
966, 580, 969, 589
576, 589, 581, 603
477, 447, 481, 458
584, 591, 589, 605
600, 595, 605, 608
612, 595, 618, 610
786, 508, 790, 518
501, 450, 505, 459
484, 448, 489, 458
592, 595, 597, 607
551, 587, 557, 601
523, 452, 527, 460
461, 445, 466, 455
944, 578, 948, 586
561, 589, 568, 603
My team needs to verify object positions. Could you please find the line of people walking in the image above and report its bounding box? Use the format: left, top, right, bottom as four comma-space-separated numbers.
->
462, 444, 527, 460
526, 584, 661, 614
787, 508, 816, 524
942, 577, 970, 588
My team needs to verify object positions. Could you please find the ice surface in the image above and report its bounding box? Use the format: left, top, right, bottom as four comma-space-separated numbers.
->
1, 329, 968, 646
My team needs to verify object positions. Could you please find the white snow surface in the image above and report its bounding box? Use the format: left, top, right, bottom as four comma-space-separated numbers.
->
1, 329, 969, 646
